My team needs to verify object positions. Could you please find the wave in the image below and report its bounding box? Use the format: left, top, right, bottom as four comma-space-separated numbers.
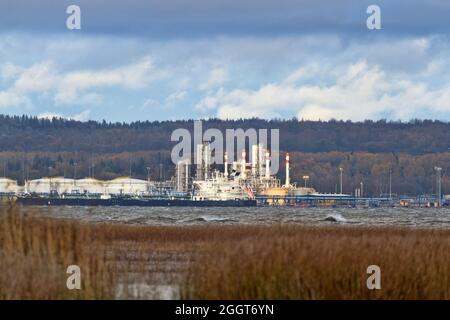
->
179, 215, 236, 223
323, 213, 347, 223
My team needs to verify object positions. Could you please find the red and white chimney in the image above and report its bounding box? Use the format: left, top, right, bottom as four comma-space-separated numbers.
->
285, 153, 290, 187
241, 149, 247, 179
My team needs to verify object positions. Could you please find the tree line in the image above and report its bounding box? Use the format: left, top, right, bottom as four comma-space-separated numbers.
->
1, 114, 449, 154
0, 114, 448, 196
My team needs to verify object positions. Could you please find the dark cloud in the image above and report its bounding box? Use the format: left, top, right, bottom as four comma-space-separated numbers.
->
1, 0, 450, 38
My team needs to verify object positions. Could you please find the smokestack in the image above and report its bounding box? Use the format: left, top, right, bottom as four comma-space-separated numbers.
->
265, 149, 270, 179
241, 149, 247, 179
232, 161, 238, 172
224, 152, 228, 177
251, 145, 258, 177
285, 153, 290, 187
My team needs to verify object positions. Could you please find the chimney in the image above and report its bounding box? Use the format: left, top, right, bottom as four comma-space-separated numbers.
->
224, 152, 228, 177
251, 144, 258, 177
265, 149, 270, 179
285, 153, 290, 187
241, 149, 247, 179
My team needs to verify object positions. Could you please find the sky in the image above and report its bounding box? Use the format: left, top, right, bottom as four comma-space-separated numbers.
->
1, 0, 450, 122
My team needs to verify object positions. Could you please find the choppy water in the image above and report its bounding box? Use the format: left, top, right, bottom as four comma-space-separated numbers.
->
24, 206, 450, 228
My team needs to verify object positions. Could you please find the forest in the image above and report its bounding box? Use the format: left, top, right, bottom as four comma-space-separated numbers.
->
0, 114, 449, 196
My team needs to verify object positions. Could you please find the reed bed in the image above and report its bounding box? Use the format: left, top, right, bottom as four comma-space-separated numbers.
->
183, 225, 450, 299
1, 206, 449, 299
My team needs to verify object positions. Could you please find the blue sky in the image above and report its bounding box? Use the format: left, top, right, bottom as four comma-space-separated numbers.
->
1, 0, 450, 122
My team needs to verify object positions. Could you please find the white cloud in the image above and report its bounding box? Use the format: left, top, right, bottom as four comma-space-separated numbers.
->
195, 88, 226, 112
0, 90, 30, 109
59, 56, 155, 92
284, 63, 327, 84
37, 112, 64, 119
199, 68, 229, 91
1, 62, 23, 81
138, 90, 188, 112
37, 109, 91, 121
13, 61, 58, 93
198, 61, 450, 121
141, 98, 158, 109
165, 90, 187, 105
0, 56, 159, 108
72, 109, 91, 121
56, 56, 158, 105
1, 32, 450, 121
54, 92, 103, 107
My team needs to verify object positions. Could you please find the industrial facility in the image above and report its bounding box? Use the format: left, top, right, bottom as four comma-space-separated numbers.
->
0, 143, 448, 208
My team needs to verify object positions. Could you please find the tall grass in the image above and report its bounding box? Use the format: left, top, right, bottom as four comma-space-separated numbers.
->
0, 206, 116, 299
183, 225, 450, 299
1, 206, 450, 299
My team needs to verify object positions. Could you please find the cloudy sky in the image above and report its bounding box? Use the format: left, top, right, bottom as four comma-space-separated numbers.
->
1, 0, 450, 122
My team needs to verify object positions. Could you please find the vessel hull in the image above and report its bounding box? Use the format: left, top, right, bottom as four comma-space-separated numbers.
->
15, 197, 257, 207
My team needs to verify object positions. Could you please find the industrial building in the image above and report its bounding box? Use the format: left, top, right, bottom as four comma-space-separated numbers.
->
0, 143, 445, 208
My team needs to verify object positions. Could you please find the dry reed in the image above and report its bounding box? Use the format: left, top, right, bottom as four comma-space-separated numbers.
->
1, 206, 449, 299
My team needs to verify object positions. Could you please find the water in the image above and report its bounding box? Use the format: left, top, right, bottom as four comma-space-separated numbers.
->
26, 206, 450, 228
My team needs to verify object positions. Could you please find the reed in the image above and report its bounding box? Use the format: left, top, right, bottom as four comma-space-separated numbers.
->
1, 206, 449, 299
183, 225, 450, 299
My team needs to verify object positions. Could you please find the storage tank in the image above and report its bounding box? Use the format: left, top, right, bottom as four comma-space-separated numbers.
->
27, 178, 52, 194
51, 177, 78, 195
289, 187, 316, 196
0, 178, 18, 195
105, 177, 148, 195
258, 187, 289, 205
76, 178, 105, 195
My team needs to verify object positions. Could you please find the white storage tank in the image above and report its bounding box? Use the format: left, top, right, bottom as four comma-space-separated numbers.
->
105, 177, 149, 195
27, 178, 52, 194
28, 177, 80, 195
51, 177, 78, 195
75, 178, 105, 195
0, 178, 18, 195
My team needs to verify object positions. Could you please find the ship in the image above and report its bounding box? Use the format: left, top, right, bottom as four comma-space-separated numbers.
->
15, 194, 256, 207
